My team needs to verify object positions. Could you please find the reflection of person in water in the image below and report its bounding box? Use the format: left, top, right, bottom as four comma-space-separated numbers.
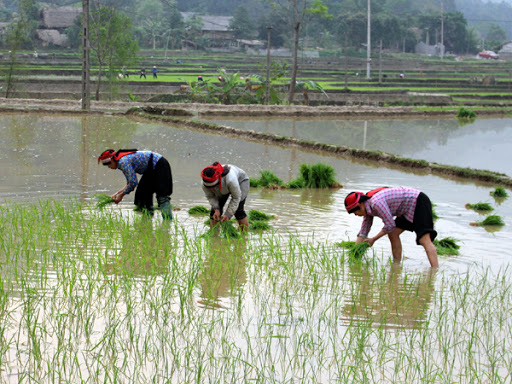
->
198, 238, 247, 308
102, 217, 173, 276
342, 263, 437, 329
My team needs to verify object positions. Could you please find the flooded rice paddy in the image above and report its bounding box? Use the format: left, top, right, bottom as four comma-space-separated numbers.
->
1, 114, 512, 382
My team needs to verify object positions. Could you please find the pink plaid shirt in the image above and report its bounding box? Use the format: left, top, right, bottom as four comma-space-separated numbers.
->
358, 186, 420, 238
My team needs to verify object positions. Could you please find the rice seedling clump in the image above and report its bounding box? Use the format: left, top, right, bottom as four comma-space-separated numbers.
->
248, 209, 275, 222
94, 193, 115, 209
188, 205, 210, 215
202, 221, 241, 239
337, 240, 371, 258
490, 186, 509, 198
250, 170, 283, 188
470, 214, 505, 227
297, 163, 339, 188
433, 237, 460, 255
456, 107, 477, 119
249, 220, 271, 231
465, 202, 493, 211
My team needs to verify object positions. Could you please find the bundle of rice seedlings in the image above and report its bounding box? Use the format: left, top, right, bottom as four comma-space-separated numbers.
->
337, 240, 371, 259
465, 202, 493, 211
490, 187, 508, 198
286, 178, 305, 189
201, 221, 241, 239
299, 163, 338, 188
470, 214, 505, 227
188, 205, 209, 215
248, 209, 275, 221
250, 220, 271, 231
94, 194, 115, 209
434, 237, 460, 255
456, 107, 476, 119
251, 170, 283, 188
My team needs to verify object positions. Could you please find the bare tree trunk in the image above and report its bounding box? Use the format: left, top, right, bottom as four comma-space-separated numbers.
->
95, 63, 102, 100
288, 0, 300, 104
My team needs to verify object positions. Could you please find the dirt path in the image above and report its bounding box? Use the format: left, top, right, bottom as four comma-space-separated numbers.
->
0, 97, 461, 117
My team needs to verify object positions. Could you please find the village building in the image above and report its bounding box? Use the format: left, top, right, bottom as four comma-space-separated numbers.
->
498, 42, 512, 60
36, 7, 81, 47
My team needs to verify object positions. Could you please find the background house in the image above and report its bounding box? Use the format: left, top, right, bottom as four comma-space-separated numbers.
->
36, 7, 81, 47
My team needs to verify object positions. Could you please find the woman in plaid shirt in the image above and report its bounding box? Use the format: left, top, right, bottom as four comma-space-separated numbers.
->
344, 186, 439, 267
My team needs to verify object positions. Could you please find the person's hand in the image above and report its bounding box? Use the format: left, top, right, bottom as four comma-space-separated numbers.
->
212, 209, 221, 221
112, 192, 124, 204
220, 215, 229, 222
364, 237, 376, 247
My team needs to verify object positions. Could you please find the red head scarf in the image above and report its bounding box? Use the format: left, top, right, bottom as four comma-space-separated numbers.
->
201, 162, 225, 190
98, 149, 115, 165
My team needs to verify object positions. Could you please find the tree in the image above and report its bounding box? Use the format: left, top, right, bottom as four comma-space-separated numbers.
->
230, 5, 255, 40
267, 0, 330, 104
135, 0, 165, 49
485, 24, 507, 52
89, 5, 139, 100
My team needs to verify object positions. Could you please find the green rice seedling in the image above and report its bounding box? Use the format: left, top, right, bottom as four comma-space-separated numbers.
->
188, 205, 209, 215
337, 240, 371, 258
250, 178, 260, 187
249, 220, 271, 231
465, 202, 493, 211
252, 170, 283, 188
286, 177, 305, 189
470, 214, 505, 227
490, 186, 508, 198
456, 107, 477, 119
298, 163, 338, 188
201, 221, 241, 239
94, 194, 115, 209
432, 206, 439, 220
248, 210, 274, 222
433, 237, 460, 255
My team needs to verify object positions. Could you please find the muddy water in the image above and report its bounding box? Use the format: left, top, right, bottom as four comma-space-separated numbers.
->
207, 116, 512, 175
1, 114, 512, 381
1, 114, 510, 272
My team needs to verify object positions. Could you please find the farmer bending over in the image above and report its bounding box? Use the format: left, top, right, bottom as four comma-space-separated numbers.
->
344, 186, 439, 267
98, 149, 173, 220
201, 162, 249, 231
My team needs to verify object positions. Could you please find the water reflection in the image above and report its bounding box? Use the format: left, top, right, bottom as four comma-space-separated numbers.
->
102, 217, 174, 276
342, 263, 437, 329
198, 238, 247, 309
207, 117, 512, 175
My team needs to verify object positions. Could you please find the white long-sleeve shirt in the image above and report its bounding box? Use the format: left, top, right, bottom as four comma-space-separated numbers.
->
201, 165, 249, 218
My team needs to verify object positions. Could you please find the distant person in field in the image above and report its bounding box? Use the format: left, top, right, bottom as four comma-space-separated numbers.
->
344, 186, 439, 267
152, 66, 157, 79
201, 162, 250, 232
122, 66, 129, 78
140, 67, 146, 79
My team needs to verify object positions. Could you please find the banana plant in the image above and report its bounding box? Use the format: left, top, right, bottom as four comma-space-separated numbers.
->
295, 80, 328, 106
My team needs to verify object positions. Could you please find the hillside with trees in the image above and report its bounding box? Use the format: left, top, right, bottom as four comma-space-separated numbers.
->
0, 0, 486, 56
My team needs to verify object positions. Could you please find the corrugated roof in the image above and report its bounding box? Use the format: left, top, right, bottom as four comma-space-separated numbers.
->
41, 7, 82, 29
